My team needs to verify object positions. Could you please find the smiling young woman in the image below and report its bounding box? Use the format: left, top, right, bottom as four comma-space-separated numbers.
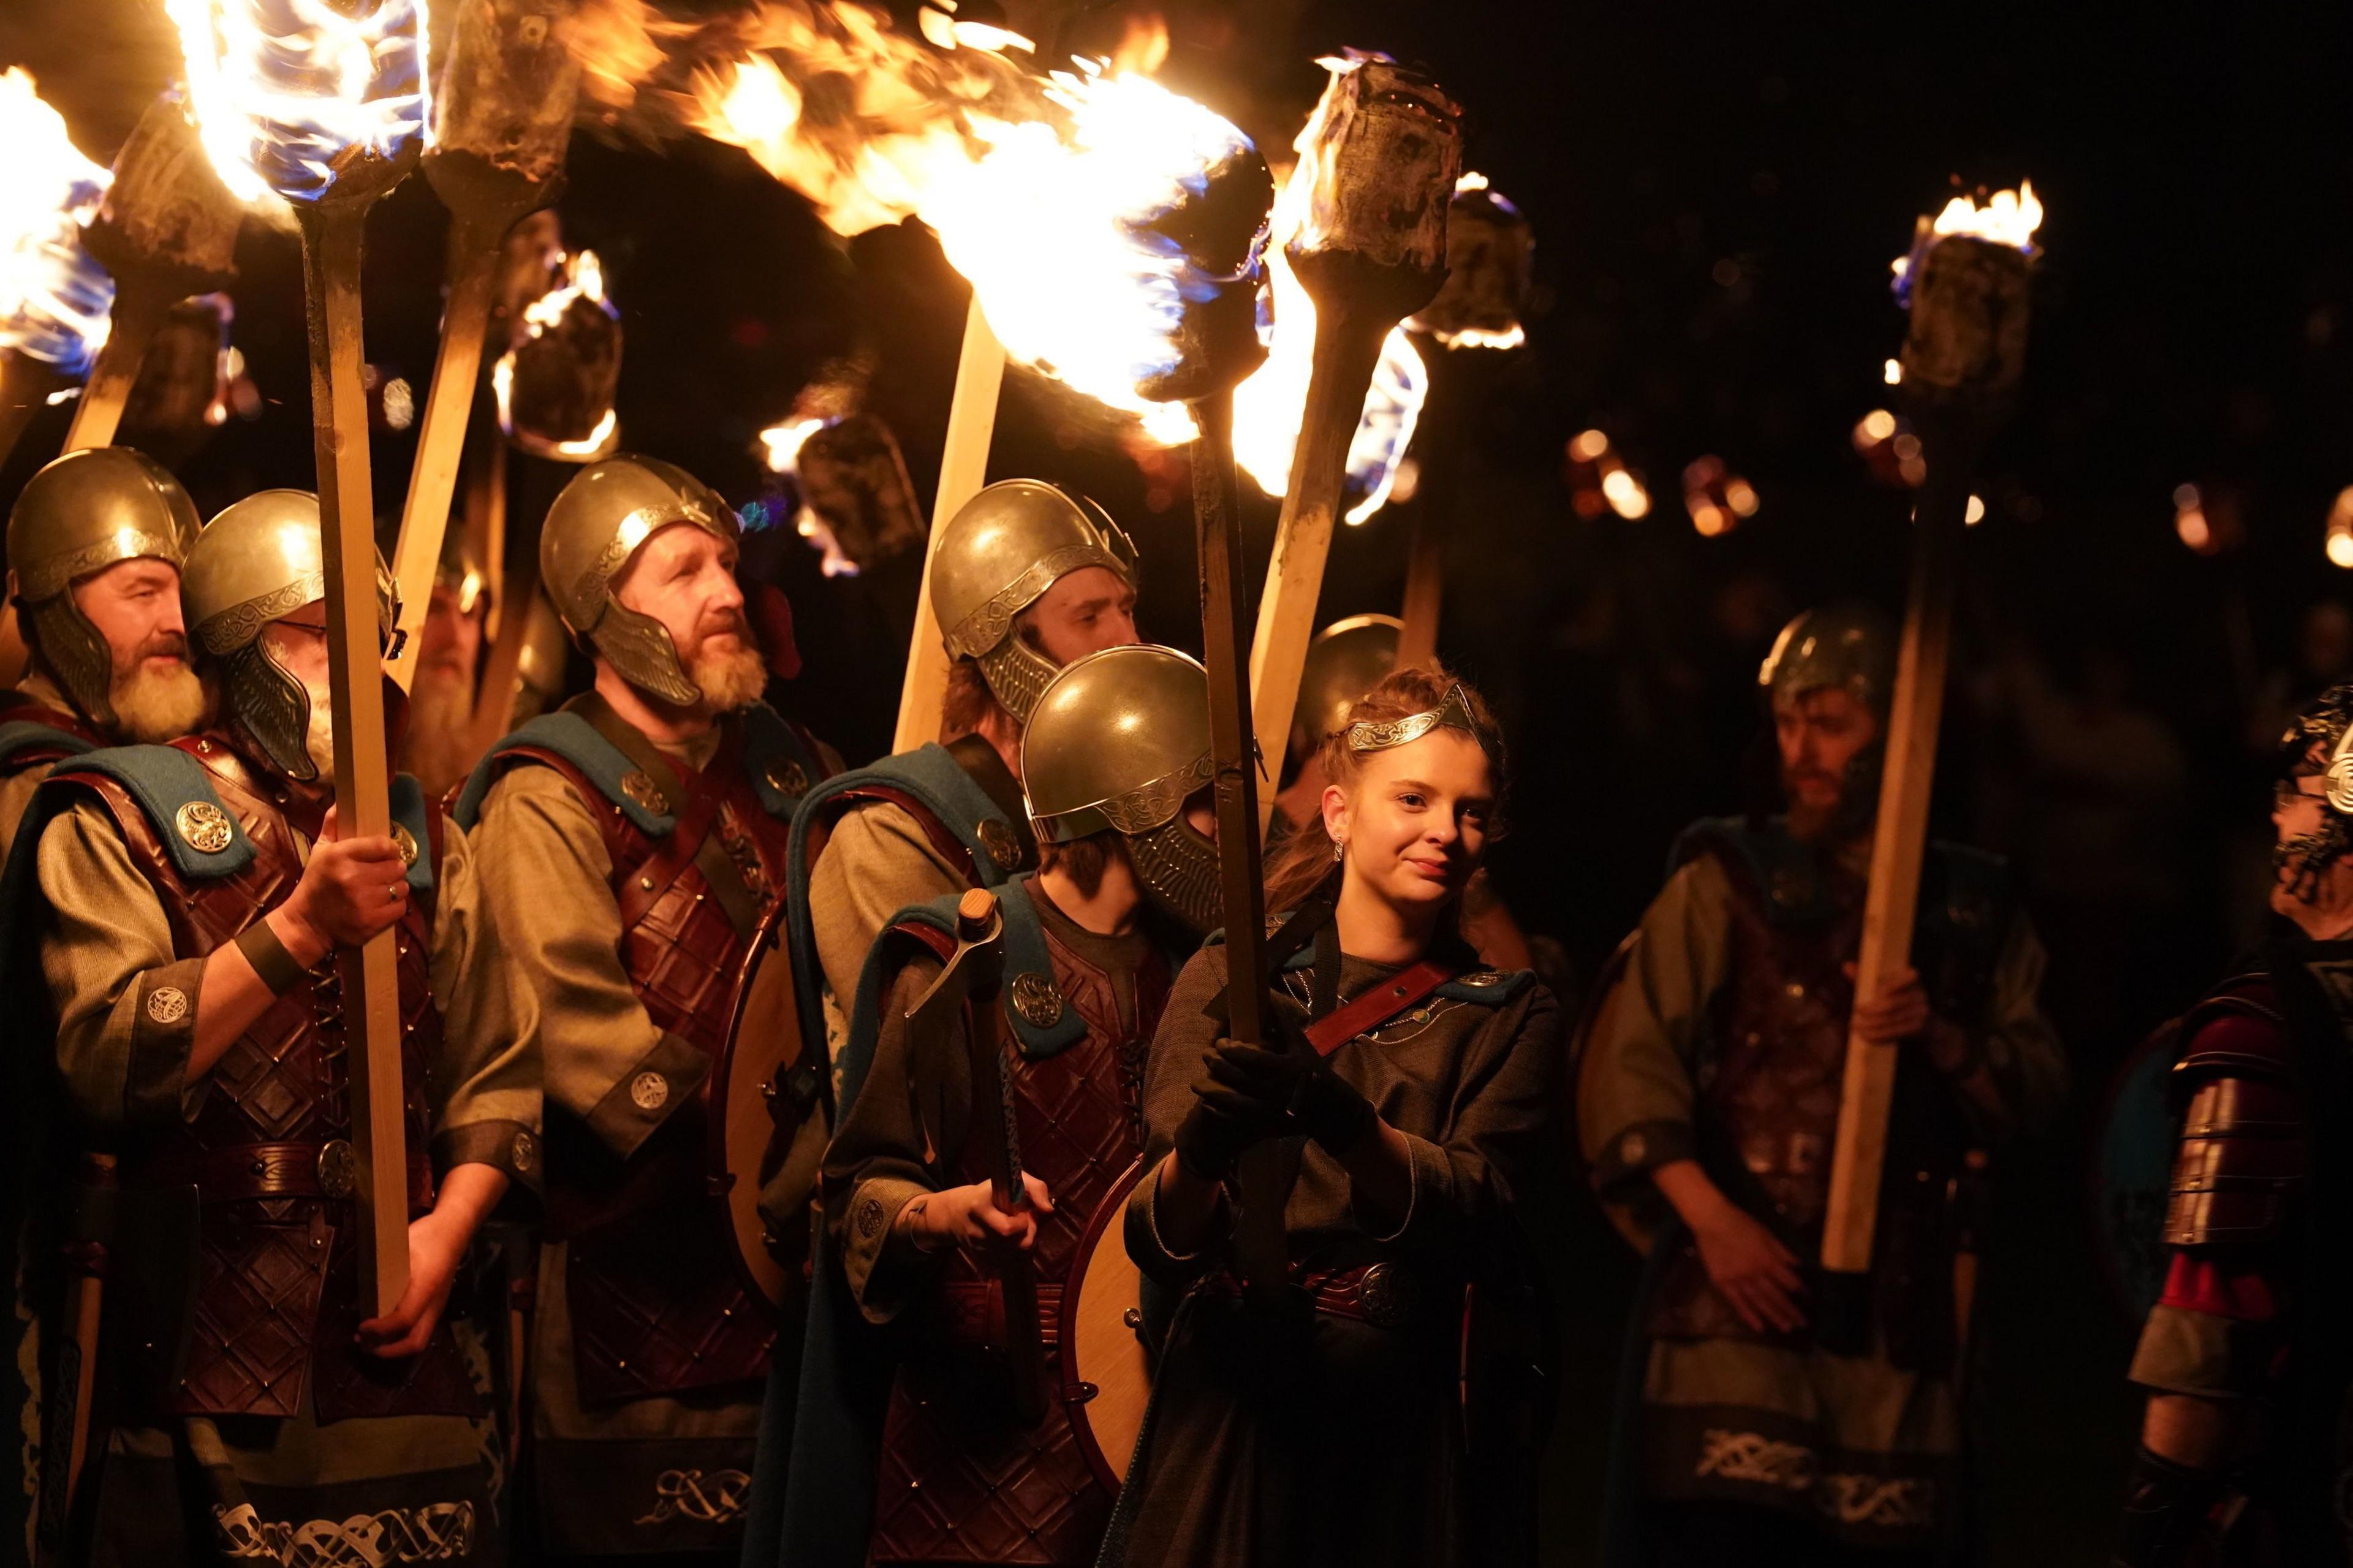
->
1102, 665, 1562, 1568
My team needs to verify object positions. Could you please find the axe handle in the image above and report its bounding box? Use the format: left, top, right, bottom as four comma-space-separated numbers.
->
968, 1004, 1048, 1427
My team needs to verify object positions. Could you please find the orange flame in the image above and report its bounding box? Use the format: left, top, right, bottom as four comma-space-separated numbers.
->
167, 0, 429, 203
0, 69, 113, 376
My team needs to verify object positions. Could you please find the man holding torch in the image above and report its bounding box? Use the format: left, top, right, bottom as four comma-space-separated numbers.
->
1576, 607, 2064, 1565
453, 453, 831, 1561
2, 490, 534, 1565
0, 448, 207, 858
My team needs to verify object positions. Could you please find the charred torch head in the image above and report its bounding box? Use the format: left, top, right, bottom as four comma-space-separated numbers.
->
82, 93, 243, 297
1893, 184, 2041, 414
1283, 53, 1463, 320
425, 0, 582, 223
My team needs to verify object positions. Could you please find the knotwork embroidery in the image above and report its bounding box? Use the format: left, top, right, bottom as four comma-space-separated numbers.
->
213, 1501, 474, 1566
1695, 1428, 1817, 1492
1816, 1472, 1937, 1529
637, 1468, 751, 1525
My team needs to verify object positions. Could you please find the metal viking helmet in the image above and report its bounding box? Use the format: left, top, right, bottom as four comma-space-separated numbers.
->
1759, 603, 1897, 718
539, 453, 740, 706
6, 447, 201, 727
1297, 613, 1403, 744
2276, 683, 2353, 898
930, 479, 1139, 726
185, 490, 400, 783
1023, 643, 1221, 933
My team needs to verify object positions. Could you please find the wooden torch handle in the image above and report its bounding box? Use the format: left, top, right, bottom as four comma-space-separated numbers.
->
61, 278, 175, 455
297, 202, 411, 1318
386, 219, 505, 692
1248, 301, 1392, 833
893, 293, 1005, 754
1818, 437, 1970, 1274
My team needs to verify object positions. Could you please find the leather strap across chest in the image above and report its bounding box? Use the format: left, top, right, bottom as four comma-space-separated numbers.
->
1303, 958, 1461, 1056
612, 724, 754, 931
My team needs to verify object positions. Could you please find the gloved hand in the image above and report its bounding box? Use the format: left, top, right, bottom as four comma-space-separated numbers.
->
1172, 1037, 1291, 1180
1202, 1037, 1380, 1159
2110, 1445, 2221, 1568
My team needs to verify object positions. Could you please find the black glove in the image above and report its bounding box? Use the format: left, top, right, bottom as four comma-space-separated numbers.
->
2110, 1445, 2221, 1568
1172, 1039, 1290, 1180
1202, 1038, 1381, 1159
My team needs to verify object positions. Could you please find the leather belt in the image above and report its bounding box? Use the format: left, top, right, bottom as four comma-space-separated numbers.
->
1206, 1260, 1427, 1330
941, 1278, 1064, 1349
139, 1140, 360, 1203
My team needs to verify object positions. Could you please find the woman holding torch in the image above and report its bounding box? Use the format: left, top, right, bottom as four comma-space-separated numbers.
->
1104, 665, 1559, 1568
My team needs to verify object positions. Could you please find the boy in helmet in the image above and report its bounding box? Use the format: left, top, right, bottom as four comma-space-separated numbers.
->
789, 480, 1141, 1084
760, 643, 1218, 1568
1577, 605, 2065, 1566
0, 447, 207, 858
453, 454, 832, 1561
5, 490, 532, 1564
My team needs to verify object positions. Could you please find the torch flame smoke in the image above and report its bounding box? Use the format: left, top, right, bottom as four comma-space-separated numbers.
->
167, 0, 429, 204
0, 69, 115, 377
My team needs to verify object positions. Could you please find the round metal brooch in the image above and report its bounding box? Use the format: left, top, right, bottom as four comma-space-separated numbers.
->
1009, 972, 1064, 1028
175, 800, 233, 854
978, 817, 1025, 871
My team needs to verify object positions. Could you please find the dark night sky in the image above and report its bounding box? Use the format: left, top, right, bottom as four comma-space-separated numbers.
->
5, 2, 2351, 1558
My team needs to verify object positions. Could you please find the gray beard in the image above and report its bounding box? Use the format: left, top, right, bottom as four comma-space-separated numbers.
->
405, 663, 480, 800
303, 687, 336, 781
689, 641, 767, 713
109, 660, 207, 744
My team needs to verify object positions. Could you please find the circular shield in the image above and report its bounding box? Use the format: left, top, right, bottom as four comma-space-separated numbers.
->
711, 903, 817, 1317
2091, 1021, 2184, 1322
1061, 1159, 1152, 1491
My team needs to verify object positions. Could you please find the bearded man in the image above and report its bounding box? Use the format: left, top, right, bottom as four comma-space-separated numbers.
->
402, 536, 492, 803
2111, 685, 2353, 1567
1577, 605, 2066, 1567
0, 447, 207, 858
453, 455, 832, 1562
3, 489, 534, 1566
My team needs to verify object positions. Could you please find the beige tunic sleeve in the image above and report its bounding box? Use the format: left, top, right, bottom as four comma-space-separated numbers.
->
36, 799, 205, 1135
468, 763, 710, 1160
0, 760, 59, 865
806, 800, 966, 1047
424, 816, 540, 1190
1575, 855, 1735, 1210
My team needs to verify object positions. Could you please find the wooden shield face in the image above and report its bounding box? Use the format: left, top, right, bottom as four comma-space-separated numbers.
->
711, 903, 817, 1317
1059, 1158, 1152, 1491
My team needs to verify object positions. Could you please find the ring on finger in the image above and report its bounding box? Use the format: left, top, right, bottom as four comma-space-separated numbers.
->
387, 882, 403, 903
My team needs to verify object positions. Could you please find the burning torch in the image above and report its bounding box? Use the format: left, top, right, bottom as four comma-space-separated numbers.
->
1395, 170, 1533, 669
0, 69, 115, 467
1246, 55, 1461, 832
64, 91, 245, 454
171, 0, 430, 1315
1820, 181, 2040, 1276
385, 0, 581, 692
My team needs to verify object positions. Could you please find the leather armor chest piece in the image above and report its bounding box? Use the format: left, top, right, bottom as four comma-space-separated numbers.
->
869, 917, 1172, 1567
86, 737, 474, 1425
556, 748, 792, 1407
1707, 865, 1862, 1233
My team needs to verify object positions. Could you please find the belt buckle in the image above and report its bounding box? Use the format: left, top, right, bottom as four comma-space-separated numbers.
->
316, 1140, 357, 1200
1356, 1261, 1415, 1330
